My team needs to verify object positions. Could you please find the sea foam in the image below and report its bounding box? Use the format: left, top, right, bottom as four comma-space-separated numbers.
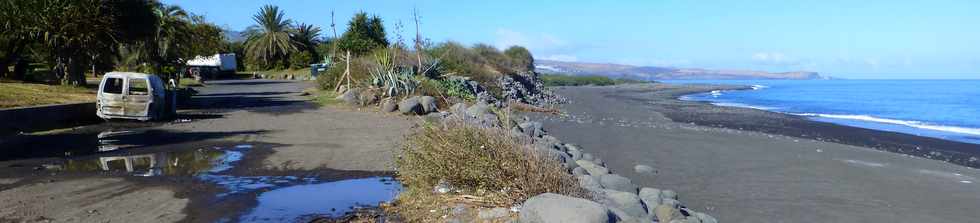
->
794, 113, 980, 136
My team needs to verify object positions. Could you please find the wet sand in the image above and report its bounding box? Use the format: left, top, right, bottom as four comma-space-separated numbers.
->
0, 80, 413, 222
536, 84, 980, 222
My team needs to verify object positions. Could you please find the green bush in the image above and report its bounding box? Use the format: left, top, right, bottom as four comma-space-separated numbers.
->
504, 46, 534, 72
289, 51, 312, 69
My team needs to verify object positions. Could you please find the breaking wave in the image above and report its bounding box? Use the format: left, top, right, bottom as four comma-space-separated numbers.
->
793, 113, 980, 136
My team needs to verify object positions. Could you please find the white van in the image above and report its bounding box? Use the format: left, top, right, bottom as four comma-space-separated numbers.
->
97, 72, 176, 121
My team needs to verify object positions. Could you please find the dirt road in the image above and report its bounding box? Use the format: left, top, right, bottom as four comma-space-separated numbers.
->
0, 79, 413, 222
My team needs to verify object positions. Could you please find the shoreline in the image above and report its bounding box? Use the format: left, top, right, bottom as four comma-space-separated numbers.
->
650, 83, 980, 169
674, 84, 980, 146
535, 83, 980, 222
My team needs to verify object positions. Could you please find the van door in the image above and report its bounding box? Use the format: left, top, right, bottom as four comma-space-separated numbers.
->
124, 77, 152, 117
99, 77, 126, 116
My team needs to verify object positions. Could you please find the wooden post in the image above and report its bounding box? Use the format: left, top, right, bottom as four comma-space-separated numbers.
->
345, 51, 351, 88
413, 7, 423, 75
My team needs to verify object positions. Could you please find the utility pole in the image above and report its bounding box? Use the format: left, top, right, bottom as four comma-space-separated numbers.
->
331, 11, 339, 60
413, 7, 423, 75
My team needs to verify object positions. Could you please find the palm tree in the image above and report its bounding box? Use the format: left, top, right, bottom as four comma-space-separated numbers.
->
244, 5, 297, 69
151, 3, 191, 75
292, 23, 321, 63
293, 23, 321, 51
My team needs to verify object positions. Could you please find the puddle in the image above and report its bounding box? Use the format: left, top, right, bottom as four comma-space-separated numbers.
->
238, 177, 401, 222
64, 146, 227, 176
55, 131, 403, 221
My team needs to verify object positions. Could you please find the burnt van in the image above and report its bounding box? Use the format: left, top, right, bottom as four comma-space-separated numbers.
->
96, 72, 176, 121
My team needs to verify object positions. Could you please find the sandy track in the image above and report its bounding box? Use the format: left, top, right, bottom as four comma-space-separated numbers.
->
0, 79, 414, 222
0, 178, 187, 222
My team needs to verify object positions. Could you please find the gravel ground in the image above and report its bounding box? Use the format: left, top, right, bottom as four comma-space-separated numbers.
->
535, 83, 980, 223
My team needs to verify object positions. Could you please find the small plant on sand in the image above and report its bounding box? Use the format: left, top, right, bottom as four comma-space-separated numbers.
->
395, 120, 587, 211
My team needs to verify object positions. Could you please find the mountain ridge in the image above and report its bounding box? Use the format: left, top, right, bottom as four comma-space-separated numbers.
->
535, 59, 823, 80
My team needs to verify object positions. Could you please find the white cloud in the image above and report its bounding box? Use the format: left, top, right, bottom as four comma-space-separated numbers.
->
494, 28, 567, 51
751, 52, 799, 65
541, 54, 578, 62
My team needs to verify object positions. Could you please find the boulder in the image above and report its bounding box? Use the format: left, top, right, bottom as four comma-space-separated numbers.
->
581, 153, 595, 161
568, 150, 583, 161
655, 204, 684, 223
576, 160, 610, 177
661, 198, 681, 209
340, 89, 359, 105
478, 207, 510, 220
519, 193, 610, 223
634, 165, 655, 174
466, 102, 490, 118
356, 89, 379, 106
599, 174, 638, 193
450, 103, 468, 115
602, 189, 647, 218
661, 190, 678, 200
398, 96, 422, 115
638, 187, 663, 212
572, 167, 588, 176
608, 207, 643, 223
420, 96, 437, 113
566, 143, 582, 152
576, 175, 603, 192
381, 99, 398, 112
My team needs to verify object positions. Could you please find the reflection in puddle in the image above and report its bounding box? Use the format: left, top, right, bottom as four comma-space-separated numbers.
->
65, 147, 226, 176
239, 177, 401, 222
59, 129, 403, 221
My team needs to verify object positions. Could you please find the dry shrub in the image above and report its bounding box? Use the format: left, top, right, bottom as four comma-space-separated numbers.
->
396, 119, 587, 206
509, 101, 560, 114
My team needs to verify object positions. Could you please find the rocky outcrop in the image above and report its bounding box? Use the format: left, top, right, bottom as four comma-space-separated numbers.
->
498, 71, 567, 106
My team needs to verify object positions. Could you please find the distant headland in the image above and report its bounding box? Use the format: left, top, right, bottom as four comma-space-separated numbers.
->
536, 59, 824, 80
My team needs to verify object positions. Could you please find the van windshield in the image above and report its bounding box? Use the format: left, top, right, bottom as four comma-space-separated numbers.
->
102, 77, 123, 94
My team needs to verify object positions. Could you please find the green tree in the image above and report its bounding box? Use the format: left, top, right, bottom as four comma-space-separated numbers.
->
13, 0, 156, 85
291, 23, 321, 65
149, 3, 190, 76
337, 12, 388, 56
244, 5, 298, 70
504, 46, 534, 72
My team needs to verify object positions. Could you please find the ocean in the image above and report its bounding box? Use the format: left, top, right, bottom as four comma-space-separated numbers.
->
663, 79, 980, 145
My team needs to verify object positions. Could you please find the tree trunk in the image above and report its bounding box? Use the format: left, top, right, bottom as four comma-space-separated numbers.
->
0, 60, 9, 79
13, 58, 28, 81
61, 56, 86, 86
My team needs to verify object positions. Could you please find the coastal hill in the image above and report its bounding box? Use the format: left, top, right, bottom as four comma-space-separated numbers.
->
535, 59, 823, 80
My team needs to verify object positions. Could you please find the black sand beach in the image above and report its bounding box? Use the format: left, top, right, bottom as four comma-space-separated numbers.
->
535, 83, 980, 222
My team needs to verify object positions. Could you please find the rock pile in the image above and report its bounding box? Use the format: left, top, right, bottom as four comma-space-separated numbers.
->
499, 71, 567, 106
428, 104, 717, 223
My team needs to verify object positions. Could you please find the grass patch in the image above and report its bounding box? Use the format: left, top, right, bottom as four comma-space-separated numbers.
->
0, 81, 96, 108
246, 68, 313, 80
178, 78, 202, 87
541, 74, 647, 86
304, 88, 342, 106
392, 119, 587, 221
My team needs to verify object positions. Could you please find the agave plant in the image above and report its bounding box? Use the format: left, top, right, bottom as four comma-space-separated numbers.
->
371, 50, 419, 97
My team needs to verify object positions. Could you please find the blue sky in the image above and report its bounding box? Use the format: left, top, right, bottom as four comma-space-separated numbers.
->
164, 0, 980, 79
